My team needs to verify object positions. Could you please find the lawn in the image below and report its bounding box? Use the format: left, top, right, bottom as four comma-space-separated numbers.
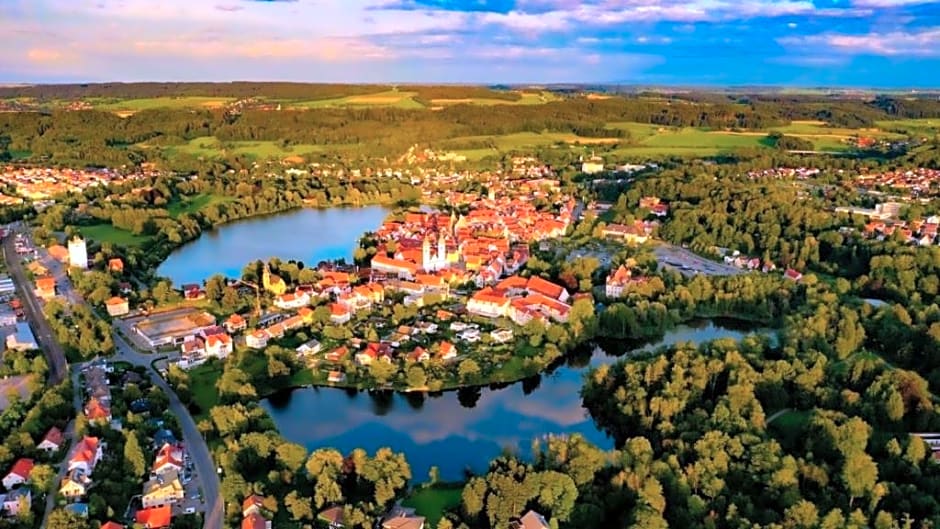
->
167, 193, 234, 218
289, 89, 424, 109
187, 364, 222, 421
402, 484, 463, 527
639, 128, 768, 149
605, 121, 664, 141
94, 96, 234, 111
159, 136, 332, 160
78, 223, 152, 247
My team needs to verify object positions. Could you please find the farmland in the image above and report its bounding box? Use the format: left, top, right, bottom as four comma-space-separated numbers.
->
92, 96, 234, 111
146, 136, 337, 160
429, 91, 560, 106
286, 89, 426, 109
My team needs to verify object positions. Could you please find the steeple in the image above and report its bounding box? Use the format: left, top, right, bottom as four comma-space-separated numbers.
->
422, 235, 432, 271
438, 230, 446, 264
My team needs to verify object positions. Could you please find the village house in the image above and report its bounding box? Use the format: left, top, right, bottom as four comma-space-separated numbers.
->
68, 436, 103, 474
246, 329, 270, 349
224, 313, 247, 333
108, 258, 124, 273
326, 346, 349, 363
438, 341, 457, 361
274, 291, 311, 310
84, 396, 112, 425
206, 334, 233, 358
152, 443, 185, 477
135, 504, 172, 529
784, 268, 803, 282
37, 426, 64, 453
601, 221, 655, 244
35, 276, 56, 299
101, 522, 124, 529
2, 458, 33, 490
327, 370, 346, 383
47, 244, 69, 263
141, 469, 184, 508
605, 265, 646, 298
467, 288, 511, 318
490, 328, 514, 344
510, 510, 551, 529
329, 303, 352, 324
0, 488, 31, 517
59, 469, 92, 500
296, 339, 322, 357
318, 506, 345, 529
381, 506, 426, 529
105, 296, 130, 317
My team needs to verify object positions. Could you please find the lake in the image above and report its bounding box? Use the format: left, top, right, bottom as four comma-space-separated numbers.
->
157, 206, 390, 285
263, 319, 776, 481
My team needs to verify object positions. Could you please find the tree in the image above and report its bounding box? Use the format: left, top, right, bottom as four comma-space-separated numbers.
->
284, 490, 314, 521
29, 463, 56, 494
457, 359, 481, 383
124, 431, 146, 477
46, 509, 92, 529
406, 366, 427, 388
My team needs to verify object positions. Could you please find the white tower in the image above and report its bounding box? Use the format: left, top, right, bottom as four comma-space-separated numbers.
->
68, 236, 88, 269
437, 231, 446, 267
422, 236, 432, 271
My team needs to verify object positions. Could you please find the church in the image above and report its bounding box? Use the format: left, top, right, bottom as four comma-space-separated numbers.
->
422, 231, 449, 272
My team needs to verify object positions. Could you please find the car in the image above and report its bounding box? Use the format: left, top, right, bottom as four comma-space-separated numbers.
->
184, 507, 196, 514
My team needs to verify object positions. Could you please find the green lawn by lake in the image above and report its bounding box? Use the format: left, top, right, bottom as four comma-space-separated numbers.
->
167, 193, 235, 218
188, 364, 222, 422
78, 223, 152, 247
402, 484, 463, 527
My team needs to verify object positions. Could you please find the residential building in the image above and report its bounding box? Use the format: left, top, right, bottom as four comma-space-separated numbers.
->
466, 288, 510, 318
318, 506, 345, 529
47, 244, 69, 263
68, 436, 103, 474
38, 426, 63, 453
327, 370, 346, 383
101, 522, 125, 529
330, 303, 351, 324
34, 276, 56, 299
605, 265, 639, 298
242, 495, 264, 517
785, 268, 803, 282
224, 313, 247, 333
274, 291, 311, 310
0, 310, 15, 327
246, 330, 269, 349
295, 339, 322, 356
2, 458, 33, 490
511, 510, 550, 529
243, 512, 272, 529
68, 237, 88, 269
84, 397, 112, 425
0, 488, 30, 517
5, 322, 38, 351
105, 296, 130, 317
64, 502, 89, 518
438, 341, 457, 361
205, 334, 233, 358
152, 443, 185, 477
59, 469, 92, 500
135, 505, 172, 529
142, 469, 184, 508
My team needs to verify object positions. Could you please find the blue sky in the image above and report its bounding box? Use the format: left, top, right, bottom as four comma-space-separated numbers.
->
1, 0, 939, 86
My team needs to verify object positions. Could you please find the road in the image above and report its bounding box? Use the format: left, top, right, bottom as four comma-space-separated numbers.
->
41, 367, 82, 529
113, 331, 223, 529
1, 227, 68, 384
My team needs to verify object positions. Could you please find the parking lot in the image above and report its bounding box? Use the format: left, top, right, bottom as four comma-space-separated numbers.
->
654, 243, 744, 277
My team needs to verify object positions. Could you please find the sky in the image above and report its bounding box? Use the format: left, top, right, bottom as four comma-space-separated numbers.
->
2, 0, 940, 87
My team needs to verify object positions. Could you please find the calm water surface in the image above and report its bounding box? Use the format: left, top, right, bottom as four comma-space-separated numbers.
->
157, 206, 389, 285
263, 320, 775, 481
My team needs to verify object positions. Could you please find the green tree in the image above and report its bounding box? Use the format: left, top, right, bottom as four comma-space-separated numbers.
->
124, 431, 146, 477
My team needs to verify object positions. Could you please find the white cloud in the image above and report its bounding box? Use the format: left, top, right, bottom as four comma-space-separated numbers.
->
780, 26, 940, 56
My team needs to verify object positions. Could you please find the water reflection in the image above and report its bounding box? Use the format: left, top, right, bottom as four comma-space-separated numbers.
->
157, 206, 390, 285
263, 320, 775, 481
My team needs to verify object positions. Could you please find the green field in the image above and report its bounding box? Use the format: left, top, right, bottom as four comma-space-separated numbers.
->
94, 96, 234, 111
188, 364, 222, 421
154, 136, 333, 160
402, 484, 463, 527
288, 89, 425, 110
78, 223, 151, 247
167, 193, 235, 218
876, 118, 940, 136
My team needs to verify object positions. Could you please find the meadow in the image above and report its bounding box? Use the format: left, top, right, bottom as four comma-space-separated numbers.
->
166, 193, 235, 218
149, 136, 337, 160
78, 223, 152, 247
285, 89, 425, 110
93, 96, 234, 111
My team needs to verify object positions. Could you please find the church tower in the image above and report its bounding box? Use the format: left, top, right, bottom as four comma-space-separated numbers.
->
437, 230, 446, 267
422, 235, 432, 271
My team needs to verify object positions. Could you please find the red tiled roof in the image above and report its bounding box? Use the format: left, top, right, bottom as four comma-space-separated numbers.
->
102, 522, 124, 529
136, 505, 172, 528
242, 512, 268, 529
7, 458, 34, 479
42, 426, 63, 447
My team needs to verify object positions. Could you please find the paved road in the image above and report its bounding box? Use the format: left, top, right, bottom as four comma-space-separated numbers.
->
1, 228, 68, 384
41, 367, 82, 528
113, 331, 223, 529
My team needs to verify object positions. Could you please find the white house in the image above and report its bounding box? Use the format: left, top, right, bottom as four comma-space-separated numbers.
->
0, 488, 31, 517
37, 427, 64, 453
274, 292, 311, 310
205, 334, 233, 358
2, 458, 33, 490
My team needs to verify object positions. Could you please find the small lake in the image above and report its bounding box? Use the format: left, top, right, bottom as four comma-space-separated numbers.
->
157, 206, 390, 285
263, 319, 776, 481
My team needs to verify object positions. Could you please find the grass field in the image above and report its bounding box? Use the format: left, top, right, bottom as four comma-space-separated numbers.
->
188, 364, 222, 422
877, 118, 940, 136
402, 484, 463, 527
449, 131, 622, 160
288, 89, 425, 109
167, 193, 234, 218
155, 136, 334, 160
78, 223, 151, 247
94, 96, 234, 111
